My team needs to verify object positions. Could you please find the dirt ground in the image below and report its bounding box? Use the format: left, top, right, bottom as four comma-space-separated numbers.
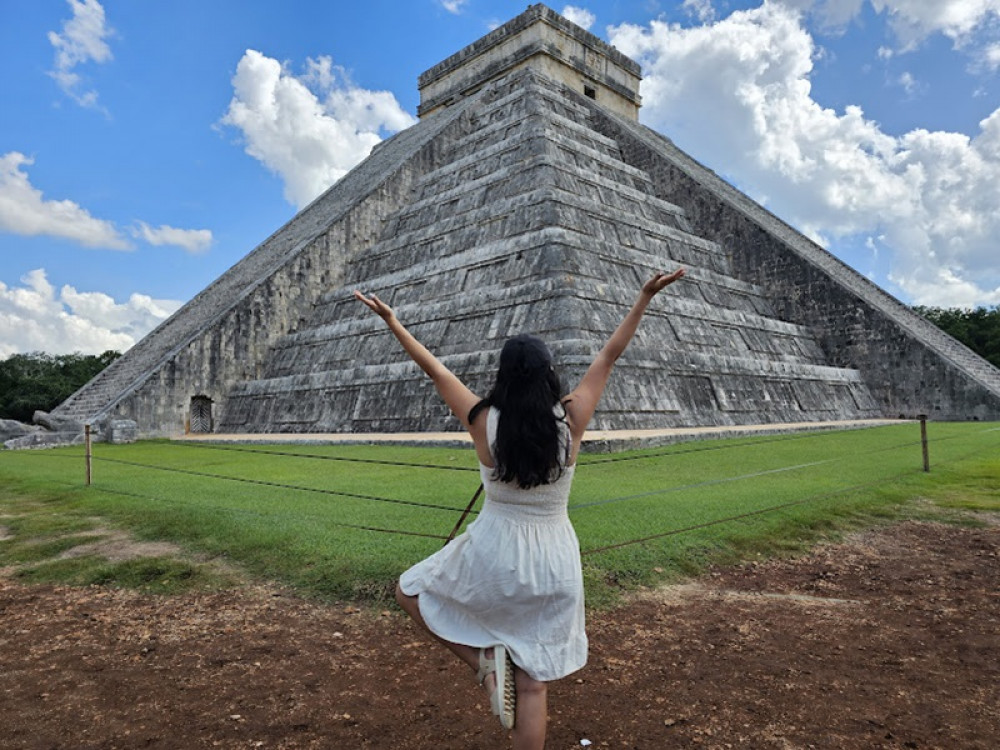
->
2, 519, 998, 750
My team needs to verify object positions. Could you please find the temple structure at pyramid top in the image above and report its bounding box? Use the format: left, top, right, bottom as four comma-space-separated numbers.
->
45, 3, 1000, 445
416, 4, 641, 121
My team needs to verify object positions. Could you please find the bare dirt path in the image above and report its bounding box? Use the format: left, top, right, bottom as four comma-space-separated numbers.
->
2, 519, 998, 749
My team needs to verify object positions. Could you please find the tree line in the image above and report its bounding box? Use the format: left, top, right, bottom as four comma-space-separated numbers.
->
0, 351, 121, 423
0, 305, 998, 423
914, 305, 1000, 370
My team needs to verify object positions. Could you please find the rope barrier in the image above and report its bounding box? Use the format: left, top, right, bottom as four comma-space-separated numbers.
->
580, 469, 926, 556
168, 439, 480, 473
569, 436, 927, 511
569, 459, 836, 511
87, 482, 450, 541
9, 419, 995, 557
579, 429, 999, 556
90, 455, 478, 515
446, 483, 484, 545
576, 422, 903, 466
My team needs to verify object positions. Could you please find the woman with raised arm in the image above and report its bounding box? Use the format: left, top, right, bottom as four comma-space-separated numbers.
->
354, 268, 685, 750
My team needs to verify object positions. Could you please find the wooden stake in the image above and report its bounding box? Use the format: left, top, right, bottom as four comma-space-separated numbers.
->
85, 424, 93, 486
919, 415, 929, 472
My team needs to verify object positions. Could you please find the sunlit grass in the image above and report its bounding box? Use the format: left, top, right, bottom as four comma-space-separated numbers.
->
1, 422, 996, 604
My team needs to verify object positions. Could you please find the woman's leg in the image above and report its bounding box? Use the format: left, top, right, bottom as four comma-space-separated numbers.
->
511, 669, 547, 750
395, 583, 479, 671
397, 584, 548, 745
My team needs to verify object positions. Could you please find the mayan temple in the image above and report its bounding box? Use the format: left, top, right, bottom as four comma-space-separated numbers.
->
51, 4, 1000, 440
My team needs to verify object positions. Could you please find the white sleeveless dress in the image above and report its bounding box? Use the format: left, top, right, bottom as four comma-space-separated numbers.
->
398, 407, 587, 682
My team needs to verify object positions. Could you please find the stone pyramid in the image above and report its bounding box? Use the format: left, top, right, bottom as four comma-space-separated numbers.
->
53, 4, 1000, 439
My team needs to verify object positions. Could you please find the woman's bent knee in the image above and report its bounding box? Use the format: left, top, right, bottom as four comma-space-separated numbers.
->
395, 582, 421, 621
514, 670, 547, 696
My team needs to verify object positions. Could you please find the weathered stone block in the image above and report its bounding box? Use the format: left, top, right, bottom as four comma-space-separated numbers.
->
105, 420, 138, 444
0, 419, 39, 442
5, 431, 85, 450
33, 410, 83, 434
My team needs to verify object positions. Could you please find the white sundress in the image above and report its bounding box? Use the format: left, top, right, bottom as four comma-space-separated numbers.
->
398, 407, 587, 682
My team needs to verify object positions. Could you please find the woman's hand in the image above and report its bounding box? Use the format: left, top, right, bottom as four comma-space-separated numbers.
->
641, 268, 686, 297
353, 290, 395, 322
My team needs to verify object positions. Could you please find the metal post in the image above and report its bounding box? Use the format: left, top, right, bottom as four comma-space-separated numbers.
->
85, 424, 93, 486
919, 415, 929, 472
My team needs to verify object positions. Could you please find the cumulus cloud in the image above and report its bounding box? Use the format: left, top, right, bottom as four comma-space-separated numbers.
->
132, 222, 213, 254
0, 151, 130, 250
562, 5, 596, 30
609, 3, 1000, 307
440, 0, 468, 13
47, 0, 114, 110
220, 50, 417, 209
0, 269, 182, 357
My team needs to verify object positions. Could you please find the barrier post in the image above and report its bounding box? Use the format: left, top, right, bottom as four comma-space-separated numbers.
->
919, 415, 929, 472
85, 424, 93, 486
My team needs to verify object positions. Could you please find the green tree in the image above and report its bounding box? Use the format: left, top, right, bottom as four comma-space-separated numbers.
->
0, 351, 121, 423
914, 305, 1000, 369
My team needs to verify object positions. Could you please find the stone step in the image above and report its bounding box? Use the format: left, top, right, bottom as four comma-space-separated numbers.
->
217, 341, 877, 435
470, 78, 597, 133
404, 131, 685, 234
446, 87, 623, 162
350, 185, 729, 287
261, 272, 829, 380
412, 118, 646, 204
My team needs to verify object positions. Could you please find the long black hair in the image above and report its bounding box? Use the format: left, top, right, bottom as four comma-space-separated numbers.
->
468, 334, 567, 489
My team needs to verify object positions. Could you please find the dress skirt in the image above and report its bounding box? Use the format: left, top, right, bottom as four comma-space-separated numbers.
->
399, 463, 587, 682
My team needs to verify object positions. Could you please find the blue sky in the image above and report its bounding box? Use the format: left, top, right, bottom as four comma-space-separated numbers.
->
3, 0, 1000, 357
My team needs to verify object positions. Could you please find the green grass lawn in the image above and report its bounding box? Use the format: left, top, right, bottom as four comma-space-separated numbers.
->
1, 421, 997, 605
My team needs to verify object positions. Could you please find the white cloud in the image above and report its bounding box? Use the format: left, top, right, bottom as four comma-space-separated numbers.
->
440, 0, 468, 15
983, 41, 1000, 69
47, 0, 114, 110
682, 0, 717, 24
609, 3, 1000, 307
220, 50, 417, 209
0, 151, 131, 250
897, 70, 918, 94
870, 0, 1000, 49
303, 57, 416, 133
132, 222, 213, 254
562, 5, 597, 30
0, 151, 215, 255
0, 269, 182, 357
777, 0, 1000, 48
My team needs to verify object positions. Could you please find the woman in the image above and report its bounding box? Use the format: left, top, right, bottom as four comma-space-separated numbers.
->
354, 268, 685, 749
